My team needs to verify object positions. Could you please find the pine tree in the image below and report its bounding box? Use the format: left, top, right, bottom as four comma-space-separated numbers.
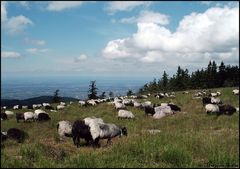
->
88, 81, 98, 99
109, 91, 114, 98
53, 89, 60, 103
127, 89, 133, 96
162, 71, 168, 91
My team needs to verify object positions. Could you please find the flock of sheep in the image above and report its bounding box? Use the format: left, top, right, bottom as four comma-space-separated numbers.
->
1, 88, 239, 148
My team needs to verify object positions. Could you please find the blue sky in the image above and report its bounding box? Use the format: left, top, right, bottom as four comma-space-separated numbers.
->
1, 1, 239, 79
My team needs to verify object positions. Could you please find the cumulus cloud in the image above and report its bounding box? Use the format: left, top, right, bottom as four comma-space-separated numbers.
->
24, 38, 46, 46
47, 1, 84, 11
1, 2, 33, 35
74, 54, 88, 62
102, 6, 239, 66
2, 51, 21, 58
26, 48, 49, 54
106, 1, 152, 13
120, 10, 169, 25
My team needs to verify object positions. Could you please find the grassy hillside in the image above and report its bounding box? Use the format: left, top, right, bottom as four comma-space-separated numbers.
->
1, 87, 239, 168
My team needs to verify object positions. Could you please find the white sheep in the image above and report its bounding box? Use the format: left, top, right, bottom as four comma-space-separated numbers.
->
24, 112, 34, 121
57, 105, 65, 110
5, 110, 14, 117
22, 106, 28, 109
216, 91, 221, 96
13, 105, 19, 110
210, 93, 218, 97
205, 104, 219, 114
34, 109, 48, 119
42, 103, 50, 107
211, 97, 222, 104
153, 105, 173, 119
87, 100, 96, 106
60, 102, 66, 106
133, 101, 141, 108
118, 110, 135, 119
57, 120, 72, 140
83, 117, 105, 140
233, 89, 239, 95
114, 102, 126, 109
79, 100, 86, 106
141, 101, 151, 108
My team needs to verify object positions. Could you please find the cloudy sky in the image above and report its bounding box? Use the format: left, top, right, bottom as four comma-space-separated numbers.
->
1, 1, 239, 78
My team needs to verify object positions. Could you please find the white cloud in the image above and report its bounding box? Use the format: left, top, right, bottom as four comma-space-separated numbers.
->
24, 38, 46, 46
1, 1, 7, 22
106, 1, 152, 13
120, 10, 169, 25
74, 54, 88, 62
2, 2, 33, 35
47, 1, 84, 11
19, 1, 29, 7
102, 6, 239, 66
2, 51, 21, 58
200, 1, 212, 6
26, 48, 49, 54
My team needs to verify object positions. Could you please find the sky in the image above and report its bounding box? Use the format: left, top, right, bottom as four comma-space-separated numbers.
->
1, 1, 239, 79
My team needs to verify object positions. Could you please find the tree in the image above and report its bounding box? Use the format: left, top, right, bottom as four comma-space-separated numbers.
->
127, 89, 133, 96
88, 81, 98, 99
99, 92, 106, 99
53, 89, 60, 103
162, 71, 168, 91
109, 91, 114, 98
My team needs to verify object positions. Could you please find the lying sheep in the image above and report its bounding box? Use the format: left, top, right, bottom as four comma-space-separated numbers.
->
167, 103, 181, 112
57, 105, 65, 110
205, 104, 219, 115
6, 128, 28, 143
133, 101, 142, 108
218, 104, 236, 116
211, 97, 222, 104
114, 102, 126, 110
118, 110, 135, 119
57, 121, 73, 140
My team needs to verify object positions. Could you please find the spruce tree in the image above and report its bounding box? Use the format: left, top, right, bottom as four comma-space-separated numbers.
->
88, 81, 98, 99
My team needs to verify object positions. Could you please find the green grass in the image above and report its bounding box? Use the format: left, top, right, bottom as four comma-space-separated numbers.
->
1, 87, 239, 168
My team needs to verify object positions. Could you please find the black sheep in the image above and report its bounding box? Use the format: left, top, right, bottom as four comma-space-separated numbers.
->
144, 105, 155, 116
168, 104, 181, 112
16, 112, 24, 123
218, 104, 236, 116
37, 113, 51, 121
27, 105, 33, 109
7, 128, 28, 143
202, 97, 211, 105
1, 112, 8, 120
72, 120, 94, 148
45, 105, 54, 110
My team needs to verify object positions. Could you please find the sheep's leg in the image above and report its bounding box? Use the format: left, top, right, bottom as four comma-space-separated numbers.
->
73, 136, 77, 146
77, 136, 80, 148
107, 138, 112, 145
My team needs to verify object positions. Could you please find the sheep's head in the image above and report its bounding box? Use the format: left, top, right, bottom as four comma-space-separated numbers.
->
121, 127, 127, 136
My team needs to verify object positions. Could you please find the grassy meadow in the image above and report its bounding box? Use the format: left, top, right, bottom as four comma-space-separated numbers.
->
1, 87, 239, 168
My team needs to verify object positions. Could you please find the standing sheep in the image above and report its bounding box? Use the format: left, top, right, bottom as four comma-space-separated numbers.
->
57, 121, 73, 140
205, 104, 219, 115
6, 128, 28, 143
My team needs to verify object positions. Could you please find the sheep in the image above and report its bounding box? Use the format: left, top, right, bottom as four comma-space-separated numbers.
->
79, 100, 86, 106
87, 100, 96, 106
13, 105, 21, 110
37, 113, 51, 121
155, 105, 173, 116
6, 128, 28, 143
27, 105, 33, 109
141, 95, 148, 98
42, 103, 50, 107
1, 112, 8, 120
5, 110, 14, 117
16, 112, 24, 122
72, 120, 94, 148
141, 101, 152, 108
122, 99, 134, 106
183, 91, 189, 94
210, 93, 218, 97
33, 104, 42, 109
118, 110, 135, 119
211, 97, 222, 104
114, 102, 126, 110
22, 106, 28, 109
34, 109, 48, 120
216, 91, 221, 96
205, 104, 219, 115
57, 105, 65, 110
218, 104, 236, 116
94, 123, 127, 145
133, 101, 142, 108
57, 121, 73, 140
144, 105, 155, 116
233, 89, 239, 95
23, 112, 35, 122
60, 102, 66, 106
202, 97, 211, 105
1, 132, 8, 142
168, 103, 181, 112
83, 117, 105, 141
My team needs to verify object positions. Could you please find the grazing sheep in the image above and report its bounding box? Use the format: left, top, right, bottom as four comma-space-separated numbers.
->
210, 93, 218, 97
1, 112, 8, 120
13, 105, 21, 110
72, 120, 94, 148
37, 113, 51, 121
42, 103, 50, 107
6, 128, 28, 143
57, 121, 72, 140
5, 110, 14, 117
16, 112, 24, 123
211, 97, 222, 104
141, 101, 152, 108
57, 105, 65, 110
122, 99, 134, 106
155, 105, 173, 115
60, 102, 66, 106
133, 101, 142, 108
23, 112, 35, 122
87, 100, 96, 106
95, 123, 127, 145
79, 100, 86, 106
218, 104, 236, 115
233, 89, 239, 95
205, 104, 219, 114
118, 110, 135, 119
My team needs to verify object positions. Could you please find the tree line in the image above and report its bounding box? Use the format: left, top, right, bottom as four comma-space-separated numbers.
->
139, 60, 239, 94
